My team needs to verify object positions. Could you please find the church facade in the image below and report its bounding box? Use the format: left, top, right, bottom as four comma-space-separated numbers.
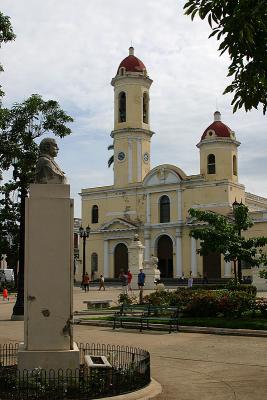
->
80, 47, 267, 280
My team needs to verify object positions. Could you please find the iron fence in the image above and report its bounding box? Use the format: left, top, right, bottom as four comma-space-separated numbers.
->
0, 343, 150, 399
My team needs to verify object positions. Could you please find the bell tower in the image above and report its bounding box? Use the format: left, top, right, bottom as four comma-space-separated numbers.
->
197, 111, 240, 183
111, 47, 154, 188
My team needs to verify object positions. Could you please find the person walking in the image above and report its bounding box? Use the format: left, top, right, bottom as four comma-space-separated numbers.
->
127, 270, 133, 291
138, 269, 146, 303
98, 274, 105, 291
119, 271, 128, 294
83, 272, 90, 292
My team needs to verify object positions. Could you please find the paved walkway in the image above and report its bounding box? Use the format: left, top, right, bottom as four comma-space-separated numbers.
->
0, 287, 267, 400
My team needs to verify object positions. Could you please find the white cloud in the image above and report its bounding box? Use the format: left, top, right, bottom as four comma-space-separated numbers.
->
1, 0, 266, 216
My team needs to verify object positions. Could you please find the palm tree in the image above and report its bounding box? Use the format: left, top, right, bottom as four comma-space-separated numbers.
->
108, 144, 114, 168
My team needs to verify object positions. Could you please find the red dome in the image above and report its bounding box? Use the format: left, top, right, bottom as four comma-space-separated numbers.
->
201, 112, 233, 140
117, 47, 146, 74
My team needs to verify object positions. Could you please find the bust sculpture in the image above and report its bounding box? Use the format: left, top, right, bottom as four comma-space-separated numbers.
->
35, 138, 67, 184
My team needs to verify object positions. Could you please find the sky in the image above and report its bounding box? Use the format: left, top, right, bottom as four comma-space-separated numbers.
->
1, 0, 266, 217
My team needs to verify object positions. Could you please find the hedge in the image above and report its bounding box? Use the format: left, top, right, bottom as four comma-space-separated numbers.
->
143, 288, 258, 318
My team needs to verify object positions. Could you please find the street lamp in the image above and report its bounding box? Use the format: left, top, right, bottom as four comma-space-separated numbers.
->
12, 156, 28, 319
79, 225, 90, 279
232, 199, 243, 283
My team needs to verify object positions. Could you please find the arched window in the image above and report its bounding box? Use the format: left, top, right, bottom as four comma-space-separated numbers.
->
118, 92, 126, 122
91, 205, 99, 224
233, 155, 237, 176
207, 154, 216, 174
91, 253, 98, 272
159, 195, 170, 223
143, 92, 149, 123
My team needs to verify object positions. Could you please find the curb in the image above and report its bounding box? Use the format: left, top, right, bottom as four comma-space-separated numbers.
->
98, 378, 162, 400
74, 319, 267, 338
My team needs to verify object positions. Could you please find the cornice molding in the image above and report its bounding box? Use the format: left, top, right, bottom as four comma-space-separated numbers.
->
111, 128, 155, 138
196, 137, 240, 148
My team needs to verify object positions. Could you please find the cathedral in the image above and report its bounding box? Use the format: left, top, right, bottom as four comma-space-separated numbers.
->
79, 47, 267, 280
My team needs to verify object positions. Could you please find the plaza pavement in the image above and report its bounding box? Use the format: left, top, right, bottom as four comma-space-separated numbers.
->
0, 286, 267, 400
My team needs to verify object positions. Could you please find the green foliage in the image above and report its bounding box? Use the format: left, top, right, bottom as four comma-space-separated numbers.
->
143, 290, 173, 306
117, 292, 137, 305
0, 11, 16, 97
188, 207, 267, 282
259, 269, 267, 279
226, 281, 257, 296
256, 298, 267, 317
0, 280, 15, 292
184, 0, 267, 114
144, 288, 257, 318
216, 291, 256, 318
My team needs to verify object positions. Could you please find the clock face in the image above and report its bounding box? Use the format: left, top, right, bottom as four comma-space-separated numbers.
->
117, 151, 126, 161
143, 152, 149, 163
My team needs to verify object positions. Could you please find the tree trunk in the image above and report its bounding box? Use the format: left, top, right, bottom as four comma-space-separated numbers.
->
233, 259, 237, 285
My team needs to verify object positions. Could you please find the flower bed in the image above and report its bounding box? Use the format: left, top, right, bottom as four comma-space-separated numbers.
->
143, 288, 260, 318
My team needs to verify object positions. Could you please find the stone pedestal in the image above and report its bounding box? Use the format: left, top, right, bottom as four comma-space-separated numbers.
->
252, 267, 267, 292
18, 184, 79, 372
143, 260, 156, 290
129, 235, 144, 290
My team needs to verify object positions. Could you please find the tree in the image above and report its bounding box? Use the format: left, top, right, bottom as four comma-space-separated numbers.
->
188, 205, 267, 283
0, 11, 16, 98
184, 0, 267, 114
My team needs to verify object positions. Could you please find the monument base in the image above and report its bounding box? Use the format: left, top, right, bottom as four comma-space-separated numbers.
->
17, 342, 80, 372
143, 267, 155, 290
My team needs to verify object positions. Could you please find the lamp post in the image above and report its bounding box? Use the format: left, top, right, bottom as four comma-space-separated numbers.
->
12, 157, 28, 319
79, 225, 90, 279
232, 199, 243, 283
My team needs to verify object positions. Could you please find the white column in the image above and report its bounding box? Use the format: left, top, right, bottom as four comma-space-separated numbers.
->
128, 139, 133, 183
146, 193, 151, 224
224, 260, 232, 277
137, 138, 142, 181
144, 230, 151, 261
177, 189, 182, 222
190, 237, 197, 277
103, 240, 109, 278
175, 230, 182, 277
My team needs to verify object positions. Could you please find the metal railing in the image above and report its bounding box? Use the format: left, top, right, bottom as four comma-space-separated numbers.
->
0, 342, 150, 399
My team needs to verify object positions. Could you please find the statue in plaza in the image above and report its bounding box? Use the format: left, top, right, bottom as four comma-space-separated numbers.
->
35, 138, 67, 184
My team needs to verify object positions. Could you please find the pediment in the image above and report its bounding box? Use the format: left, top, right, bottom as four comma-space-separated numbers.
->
100, 218, 137, 232
143, 164, 186, 187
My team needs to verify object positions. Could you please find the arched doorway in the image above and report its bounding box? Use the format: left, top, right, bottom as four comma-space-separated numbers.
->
114, 243, 128, 278
157, 235, 173, 278
203, 251, 221, 279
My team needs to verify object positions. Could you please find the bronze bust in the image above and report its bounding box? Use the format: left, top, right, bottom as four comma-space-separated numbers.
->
35, 138, 67, 184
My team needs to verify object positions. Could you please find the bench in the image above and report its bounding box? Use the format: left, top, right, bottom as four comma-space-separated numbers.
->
113, 303, 179, 333
141, 305, 179, 333
83, 300, 112, 310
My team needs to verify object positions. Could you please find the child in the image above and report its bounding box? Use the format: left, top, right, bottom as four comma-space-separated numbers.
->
2, 288, 8, 301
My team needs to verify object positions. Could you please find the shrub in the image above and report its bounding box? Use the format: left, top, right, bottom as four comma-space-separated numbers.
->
226, 280, 257, 297
183, 291, 219, 317
217, 291, 256, 318
0, 282, 16, 292
256, 298, 267, 317
143, 287, 256, 318
117, 293, 137, 305
143, 290, 172, 306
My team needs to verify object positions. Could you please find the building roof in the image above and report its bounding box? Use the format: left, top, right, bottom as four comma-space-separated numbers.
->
201, 111, 233, 141
117, 47, 146, 74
